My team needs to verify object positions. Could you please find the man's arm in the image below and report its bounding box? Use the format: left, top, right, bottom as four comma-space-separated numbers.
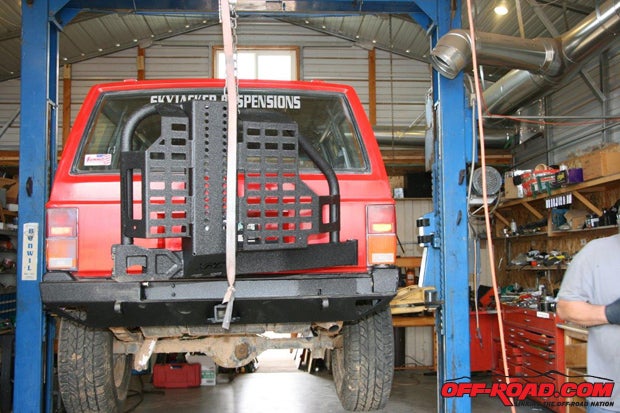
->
556, 300, 608, 326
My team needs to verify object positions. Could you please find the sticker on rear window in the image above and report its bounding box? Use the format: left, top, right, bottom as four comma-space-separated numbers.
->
84, 154, 112, 166
149, 94, 301, 110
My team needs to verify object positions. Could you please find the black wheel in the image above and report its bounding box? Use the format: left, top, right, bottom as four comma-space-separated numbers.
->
57, 317, 132, 413
332, 306, 394, 411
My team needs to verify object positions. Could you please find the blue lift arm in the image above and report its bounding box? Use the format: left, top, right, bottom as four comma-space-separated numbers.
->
14, 2, 471, 413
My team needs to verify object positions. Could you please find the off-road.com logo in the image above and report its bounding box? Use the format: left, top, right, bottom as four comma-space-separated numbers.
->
441, 381, 614, 406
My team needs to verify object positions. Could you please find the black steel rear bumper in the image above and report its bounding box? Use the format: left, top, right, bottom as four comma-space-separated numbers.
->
41, 268, 398, 328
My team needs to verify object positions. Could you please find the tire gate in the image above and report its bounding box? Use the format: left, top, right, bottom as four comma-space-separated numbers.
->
15, 1, 473, 412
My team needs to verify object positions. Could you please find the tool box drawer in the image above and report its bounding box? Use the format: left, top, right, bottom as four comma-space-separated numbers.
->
504, 308, 557, 334
153, 363, 201, 388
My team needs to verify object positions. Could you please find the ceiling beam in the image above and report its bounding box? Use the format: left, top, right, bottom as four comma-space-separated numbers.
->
536, 0, 594, 15
63, 0, 430, 18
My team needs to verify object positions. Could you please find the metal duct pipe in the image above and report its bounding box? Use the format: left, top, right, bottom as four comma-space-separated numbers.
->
373, 125, 512, 149
430, 30, 560, 79
430, 0, 620, 115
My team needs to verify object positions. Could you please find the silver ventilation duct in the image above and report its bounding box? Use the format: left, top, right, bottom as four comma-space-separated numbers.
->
373, 125, 512, 149
430, 30, 560, 79
430, 0, 620, 115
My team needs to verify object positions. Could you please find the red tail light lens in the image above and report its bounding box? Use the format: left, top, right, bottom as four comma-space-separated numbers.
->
46, 208, 78, 271
366, 204, 396, 265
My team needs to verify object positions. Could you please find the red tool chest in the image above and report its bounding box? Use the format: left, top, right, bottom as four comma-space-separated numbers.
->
495, 305, 566, 413
153, 363, 201, 389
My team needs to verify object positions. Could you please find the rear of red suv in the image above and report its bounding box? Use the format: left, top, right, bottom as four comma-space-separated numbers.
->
41, 79, 398, 412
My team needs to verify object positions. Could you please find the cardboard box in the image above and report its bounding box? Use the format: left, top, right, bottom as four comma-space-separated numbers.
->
186, 354, 217, 386
564, 209, 588, 230
0, 178, 17, 204
566, 145, 620, 181
504, 171, 523, 199
6, 183, 17, 204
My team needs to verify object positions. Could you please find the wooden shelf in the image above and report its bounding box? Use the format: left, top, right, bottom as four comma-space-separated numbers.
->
395, 256, 422, 268
506, 264, 567, 271
500, 172, 620, 209
504, 231, 547, 239
495, 171, 620, 290
497, 172, 620, 229
548, 224, 618, 237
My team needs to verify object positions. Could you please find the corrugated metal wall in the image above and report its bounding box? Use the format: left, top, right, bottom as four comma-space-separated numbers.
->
405, 326, 434, 368
0, 79, 20, 149
514, 44, 620, 168
376, 50, 429, 128
0, 19, 430, 151
395, 198, 434, 366
395, 198, 432, 257
2, 19, 618, 159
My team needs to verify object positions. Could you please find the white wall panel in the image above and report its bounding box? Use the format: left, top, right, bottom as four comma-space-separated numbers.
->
1, 19, 431, 152
608, 45, 620, 117
395, 198, 433, 257
0, 78, 20, 149
71, 48, 137, 81
405, 326, 433, 368
546, 44, 620, 163
147, 46, 210, 79
302, 47, 369, 82
605, 45, 620, 144
376, 50, 430, 127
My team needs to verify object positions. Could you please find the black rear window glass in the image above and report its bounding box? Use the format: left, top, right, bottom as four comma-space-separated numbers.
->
75, 90, 368, 173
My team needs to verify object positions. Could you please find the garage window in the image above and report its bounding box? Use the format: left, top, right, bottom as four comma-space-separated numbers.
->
214, 48, 298, 80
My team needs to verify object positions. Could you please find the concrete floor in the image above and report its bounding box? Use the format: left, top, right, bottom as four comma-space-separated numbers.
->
127, 350, 552, 413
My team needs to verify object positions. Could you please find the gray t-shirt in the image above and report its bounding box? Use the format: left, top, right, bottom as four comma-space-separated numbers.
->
558, 233, 620, 410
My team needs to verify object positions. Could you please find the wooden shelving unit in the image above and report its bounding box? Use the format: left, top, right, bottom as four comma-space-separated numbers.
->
493, 173, 620, 289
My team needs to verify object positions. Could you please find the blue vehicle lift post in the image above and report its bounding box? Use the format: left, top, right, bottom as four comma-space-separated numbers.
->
14, 1, 471, 412
413, 2, 473, 412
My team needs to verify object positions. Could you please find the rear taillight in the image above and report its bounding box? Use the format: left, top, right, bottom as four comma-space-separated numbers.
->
46, 208, 78, 271
366, 204, 396, 266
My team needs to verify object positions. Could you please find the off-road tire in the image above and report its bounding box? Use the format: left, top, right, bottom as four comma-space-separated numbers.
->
332, 306, 394, 411
57, 317, 132, 413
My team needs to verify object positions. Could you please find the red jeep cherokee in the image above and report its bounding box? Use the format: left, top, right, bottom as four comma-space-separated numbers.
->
41, 79, 398, 412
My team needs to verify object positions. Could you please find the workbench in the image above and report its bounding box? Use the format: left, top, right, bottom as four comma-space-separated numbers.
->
392, 314, 436, 371
392, 311, 498, 372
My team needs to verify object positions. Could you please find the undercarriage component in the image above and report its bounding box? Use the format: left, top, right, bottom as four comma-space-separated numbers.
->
114, 333, 336, 369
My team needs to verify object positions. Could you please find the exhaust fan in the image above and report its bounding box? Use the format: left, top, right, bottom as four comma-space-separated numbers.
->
470, 166, 502, 205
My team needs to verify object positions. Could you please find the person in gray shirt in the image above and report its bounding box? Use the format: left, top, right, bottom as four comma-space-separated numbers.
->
557, 215, 620, 413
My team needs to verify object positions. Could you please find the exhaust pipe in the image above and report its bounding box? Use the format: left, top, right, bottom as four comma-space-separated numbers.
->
430, 0, 620, 115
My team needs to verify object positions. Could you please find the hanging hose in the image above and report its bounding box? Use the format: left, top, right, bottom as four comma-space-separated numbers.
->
464, 1, 516, 410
